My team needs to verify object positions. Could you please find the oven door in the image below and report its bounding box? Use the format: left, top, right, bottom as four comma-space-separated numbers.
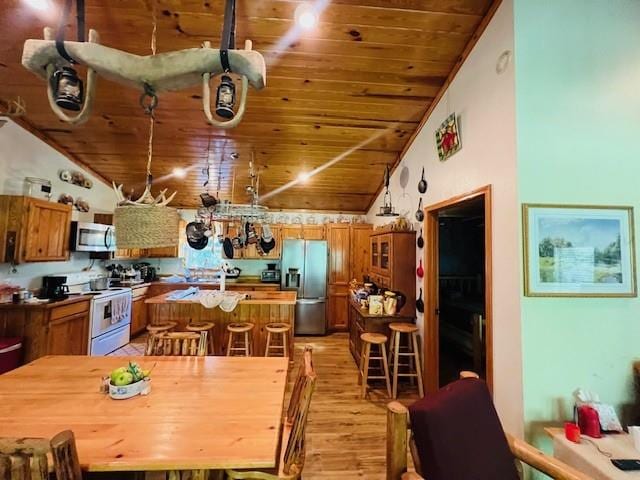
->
71, 222, 116, 252
91, 293, 132, 339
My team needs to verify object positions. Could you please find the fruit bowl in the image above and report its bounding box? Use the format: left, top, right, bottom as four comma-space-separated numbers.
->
107, 361, 152, 400
109, 378, 151, 400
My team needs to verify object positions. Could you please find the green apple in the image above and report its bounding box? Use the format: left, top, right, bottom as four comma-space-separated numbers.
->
142, 369, 151, 378
110, 367, 128, 384
112, 371, 134, 386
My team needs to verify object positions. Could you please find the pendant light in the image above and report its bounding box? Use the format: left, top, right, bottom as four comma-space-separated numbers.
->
376, 164, 399, 217
113, 1, 179, 249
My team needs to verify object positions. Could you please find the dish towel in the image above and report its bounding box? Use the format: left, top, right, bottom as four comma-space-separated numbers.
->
167, 287, 199, 301
111, 295, 131, 324
199, 291, 246, 311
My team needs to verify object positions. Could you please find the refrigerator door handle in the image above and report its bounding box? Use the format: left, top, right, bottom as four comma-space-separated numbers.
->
297, 298, 326, 304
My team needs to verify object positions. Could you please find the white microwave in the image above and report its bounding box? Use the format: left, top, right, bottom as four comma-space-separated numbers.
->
70, 222, 116, 252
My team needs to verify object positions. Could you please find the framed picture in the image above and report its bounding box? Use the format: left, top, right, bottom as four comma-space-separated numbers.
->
523, 204, 636, 297
435, 113, 461, 161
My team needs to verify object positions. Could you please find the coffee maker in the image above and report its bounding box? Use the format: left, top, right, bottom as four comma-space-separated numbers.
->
42, 276, 69, 300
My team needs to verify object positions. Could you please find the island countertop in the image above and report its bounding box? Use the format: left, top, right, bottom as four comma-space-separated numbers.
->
145, 290, 296, 305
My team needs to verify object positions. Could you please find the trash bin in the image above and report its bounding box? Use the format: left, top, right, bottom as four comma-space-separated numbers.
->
0, 337, 22, 374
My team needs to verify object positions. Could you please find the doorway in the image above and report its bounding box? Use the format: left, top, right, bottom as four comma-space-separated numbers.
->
423, 186, 492, 392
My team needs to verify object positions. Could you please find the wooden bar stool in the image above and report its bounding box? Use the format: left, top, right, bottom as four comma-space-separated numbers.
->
186, 321, 216, 355
389, 322, 424, 398
146, 321, 177, 335
359, 332, 392, 399
226, 322, 254, 356
264, 323, 291, 357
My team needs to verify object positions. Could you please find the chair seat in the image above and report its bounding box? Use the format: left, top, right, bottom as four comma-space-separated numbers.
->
228, 322, 254, 333
147, 321, 177, 333
389, 322, 418, 333
266, 322, 291, 333
186, 321, 215, 332
361, 332, 388, 345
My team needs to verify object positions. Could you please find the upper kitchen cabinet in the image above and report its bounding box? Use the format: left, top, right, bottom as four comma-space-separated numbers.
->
0, 196, 72, 263
369, 229, 416, 306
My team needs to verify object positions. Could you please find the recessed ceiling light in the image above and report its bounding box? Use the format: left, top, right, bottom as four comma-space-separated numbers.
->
295, 3, 318, 30
172, 167, 187, 178
23, 0, 52, 11
297, 171, 311, 183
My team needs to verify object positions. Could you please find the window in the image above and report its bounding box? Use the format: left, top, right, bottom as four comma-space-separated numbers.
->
181, 236, 224, 269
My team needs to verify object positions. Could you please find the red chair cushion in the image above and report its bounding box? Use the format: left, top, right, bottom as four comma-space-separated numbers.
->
408, 378, 520, 480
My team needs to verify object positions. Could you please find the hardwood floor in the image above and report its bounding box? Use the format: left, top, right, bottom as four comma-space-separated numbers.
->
110, 332, 416, 479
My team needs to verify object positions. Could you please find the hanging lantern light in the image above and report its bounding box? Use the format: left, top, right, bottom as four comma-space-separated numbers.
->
112, 3, 179, 250
376, 164, 399, 217
215, 74, 236, 119
51, 66, 84, 111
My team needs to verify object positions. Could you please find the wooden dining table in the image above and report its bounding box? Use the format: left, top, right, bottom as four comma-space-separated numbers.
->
0, 355, 289, 473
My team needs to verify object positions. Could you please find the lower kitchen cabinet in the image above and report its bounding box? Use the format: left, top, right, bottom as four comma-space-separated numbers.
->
0, 298, 91, 363
328, 284, 349, 330
47, 311, 89, 356
131, 286, 149, 337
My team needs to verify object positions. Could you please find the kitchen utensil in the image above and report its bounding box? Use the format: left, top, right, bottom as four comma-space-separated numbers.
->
186, 222, 208, 250
200, 192, 217, 208
89, 276, 110, 291
417, 228, 424, 248
416, 258, 424, 278
416, 288, 424, 313
415, 197, 424, 222
394, 291, 406, 312
223, 237, 234, 259
399, 165, 410, 189
577, 405, 601, 438
418, 167, 428, 193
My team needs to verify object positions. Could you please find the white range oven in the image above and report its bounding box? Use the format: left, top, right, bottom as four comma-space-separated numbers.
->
89, 288, 132, 356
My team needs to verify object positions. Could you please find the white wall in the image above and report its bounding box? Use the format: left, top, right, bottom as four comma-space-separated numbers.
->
0, 119, 115, 289
366, 0, 523, 435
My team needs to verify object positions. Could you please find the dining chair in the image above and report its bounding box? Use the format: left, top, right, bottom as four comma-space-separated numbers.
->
145, 331, 208, 356
225, 345, 317, 480
286, 345, 313, 425
0, 430, 82, 480
386, 372, 593, 480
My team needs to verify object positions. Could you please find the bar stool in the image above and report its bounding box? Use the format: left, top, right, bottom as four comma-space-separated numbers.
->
146, 321, 177, 335
359, 332, 392, 399
264, 323, 291, 357
226, 322, 254, 356
186, 321, 216, 355
389, 322, 424, 398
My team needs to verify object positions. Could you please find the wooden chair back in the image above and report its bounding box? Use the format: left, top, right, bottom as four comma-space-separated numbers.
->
145, 331, 208, 356
286, 345, 313, 425
0, 430, 82, 480
281, 346, 317, 477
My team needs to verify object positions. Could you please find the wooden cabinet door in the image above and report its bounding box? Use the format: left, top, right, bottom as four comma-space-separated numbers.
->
22, 198, 71, 262
350, 224, 372, 282
130, 297, 148, 336
378, 234, 393, 275
370, 236, 380, 273
302, 225, 325, 240
47, 312, 89, 355
328, 284, 349, 331
281, 225, 303, 240
146, 246, 178, 258
328, 224, 351, 285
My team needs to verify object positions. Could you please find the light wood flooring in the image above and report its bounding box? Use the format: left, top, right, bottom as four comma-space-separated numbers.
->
111, 332, 417, 479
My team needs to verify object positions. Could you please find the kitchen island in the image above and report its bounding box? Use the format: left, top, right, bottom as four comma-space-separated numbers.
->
145, 290, 296, 357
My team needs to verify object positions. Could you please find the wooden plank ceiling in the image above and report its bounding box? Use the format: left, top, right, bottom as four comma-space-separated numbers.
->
0, 0, 493, 212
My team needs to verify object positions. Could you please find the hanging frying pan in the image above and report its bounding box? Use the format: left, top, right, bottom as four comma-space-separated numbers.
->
418, 167, 427, 194
416, 258, 424, 278
186, 222, 208, 250
415, 197, 424, 222
416, 288, 424, 313
417, 228, 424, 248
223, 237, 234, 259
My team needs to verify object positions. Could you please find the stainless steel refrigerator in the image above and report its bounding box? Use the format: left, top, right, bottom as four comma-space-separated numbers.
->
280, 239, 328, 335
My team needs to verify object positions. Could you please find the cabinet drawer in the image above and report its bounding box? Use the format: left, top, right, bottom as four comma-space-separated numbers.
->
50, 300, 90, 321
132, 286, 149, 299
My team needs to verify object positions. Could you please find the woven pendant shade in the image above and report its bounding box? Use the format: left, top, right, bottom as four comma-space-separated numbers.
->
114, 205, 179, 249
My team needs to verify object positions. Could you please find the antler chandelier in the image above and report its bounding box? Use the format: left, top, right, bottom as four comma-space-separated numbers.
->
112, 3, 179, 250
21, 0, 265, 128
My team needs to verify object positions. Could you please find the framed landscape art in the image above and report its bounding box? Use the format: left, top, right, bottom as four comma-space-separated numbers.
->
523, 204, 636, 297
